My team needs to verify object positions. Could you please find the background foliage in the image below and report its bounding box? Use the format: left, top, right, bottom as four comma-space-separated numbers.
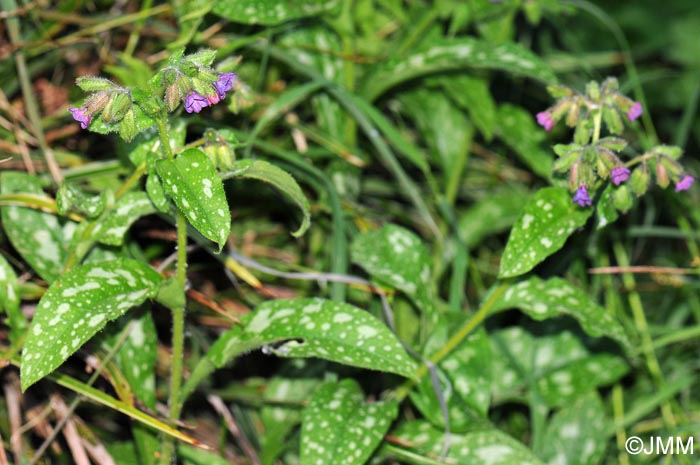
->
1, 0, 699, 464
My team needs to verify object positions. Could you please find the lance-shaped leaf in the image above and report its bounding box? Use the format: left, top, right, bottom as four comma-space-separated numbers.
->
0, 171, 67, 283
361, 38, 557, 101
499, 187, 593, 278
182, 298, 418, 402
212, 0, 340, 25
222, 159, 310, 237
490, 277, 630, 351
93, 192, 157, 246
0, 254, 26, 344
156, 149, 231, 249
21, 259, 163, 390
301, 380, 398, 465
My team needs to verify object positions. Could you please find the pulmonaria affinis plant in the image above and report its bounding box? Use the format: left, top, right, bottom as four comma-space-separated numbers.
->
538, 77, 694, 212
68, 49, 239, 141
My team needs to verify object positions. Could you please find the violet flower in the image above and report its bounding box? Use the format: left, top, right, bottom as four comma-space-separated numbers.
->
536, 111, 554, 131
184, 92, 209, 113
69, 107, 92, 129
675, 174, 694, 192
573, 184, 592, 207
627, 102, 642, 122
610, 166, 631, 186
214, 73, 237, 100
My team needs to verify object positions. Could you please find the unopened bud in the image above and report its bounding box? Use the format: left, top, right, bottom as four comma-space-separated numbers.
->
613, 184, 633, 212
630, 165, 650, 196
84, 91, 110, 113
655, 161, 670, 188
102, 92, 131, 123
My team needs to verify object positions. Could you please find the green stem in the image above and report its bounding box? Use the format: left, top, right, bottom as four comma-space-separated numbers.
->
156, 117, 188, 465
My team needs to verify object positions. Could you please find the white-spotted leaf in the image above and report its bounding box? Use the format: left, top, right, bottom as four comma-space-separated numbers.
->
223, 159, 310, 237
94, 192, 156, 246
156, 149, 231, 249
351, 224, 434, 315
0, 171, 68, 283
497, 104, 554, 179
182, 298, 417, 400
301, 379, 397, 465
362, 38, 557, 101
389, 421, 545, 465
499, 187, 593, 278
490, 277, 630, 350
20, 259, 163, 391
212, 0, 340, 25
0, 254, 26, 344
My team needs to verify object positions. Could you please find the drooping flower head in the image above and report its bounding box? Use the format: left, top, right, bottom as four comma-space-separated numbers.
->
573, 184, 592, 207
675, 174, 694, 192
627, 102, 643, 122
611, 166, 631, 186
214, 73, 237, 100
184, 92, 209, 113
536, 110, 554, 131
69, 107, 92, 129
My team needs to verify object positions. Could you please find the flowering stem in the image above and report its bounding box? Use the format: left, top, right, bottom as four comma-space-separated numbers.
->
156, 116, 188, 465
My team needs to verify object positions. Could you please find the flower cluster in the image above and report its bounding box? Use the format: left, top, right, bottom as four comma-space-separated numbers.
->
183, 73, 236, 114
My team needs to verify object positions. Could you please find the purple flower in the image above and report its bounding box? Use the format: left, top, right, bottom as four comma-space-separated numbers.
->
627, 102, 643, 122
184, 92, 209, 113
611, 166, 631, 186
573, 184, 592, 207
213, 73, 237, 99
536, 111, 554, 131
675, 174, 694, 192
69, 107, 92, 129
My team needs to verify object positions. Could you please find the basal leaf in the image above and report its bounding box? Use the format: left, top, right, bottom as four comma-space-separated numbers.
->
93, 192, 156, 246
211, 0, 340, 25
182, 298, 417, 401
361, 38, 557, 101
223, 159, 310, 237
156, 149, 231, 248
497, 104, 554, 179
459, 187, 531, 248
351, 224, 433, 315
301, 379, 398, 465
0, 254, 26, 344
491, 276, 630, 350
499, 187, 593, 278
0, 171, 68, 283
21, 259, 163, 390
389, 421, 545, 465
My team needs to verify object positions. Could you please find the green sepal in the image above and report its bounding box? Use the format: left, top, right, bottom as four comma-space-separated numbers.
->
76, 76, 119, 92
613, 184, 633, 212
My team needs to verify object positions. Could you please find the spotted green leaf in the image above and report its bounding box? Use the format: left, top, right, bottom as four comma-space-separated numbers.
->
351, 224, 434, 315
156, 149, 231, 249
361, 38, 557, 101
496, 104, 554, 179
20, 259, 163, 391
541, 391, 608, 465
56, 182, 107, 219
499, 187, 593, 278
490, 327, 629, 407
0, 254, 26, 344
388, 421, 545, 465
182, 298, 418, 402
94, 192, 156, 246
223, 159, 310, 237
0, 171, 67, 283
302, 379, 398, 465
490, 277, 630, 350
211, 0, 340, 25
459, 187, 531, 248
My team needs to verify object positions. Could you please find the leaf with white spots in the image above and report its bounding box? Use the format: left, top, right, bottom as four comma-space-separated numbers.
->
490, 277, 630, 350
411, 320, 492, 432
20, 259, 163, 391
0, 171, 68, 283
0, 254, 27, 344
361, 38, 557, 101
541, 391, 608, 465
388, 421, 545, 465
93, 192, 156, 246
351, 224, 434, 315
302, 379, 398, 465
156, 149, 231, 249
496, 104, 554, 179
458, 187, 531, 248
499, 187, 593, 278
56, 182, 107, 219
490, 327, 629, 408
182, 298, 418, 400
212, 0, 340, 26
223, 159, 310, 237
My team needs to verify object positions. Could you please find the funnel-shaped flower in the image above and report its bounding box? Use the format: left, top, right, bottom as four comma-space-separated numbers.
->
573, 184, 592, 207
611, 166, 631, 186
69, 107, 92, 129
184, 92, 209, 113
675, 174, 694, 192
